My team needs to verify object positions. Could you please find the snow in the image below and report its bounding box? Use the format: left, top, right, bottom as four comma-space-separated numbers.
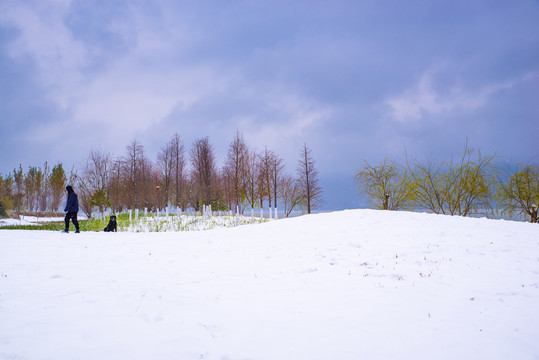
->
0, 216, 65, 227
0, 209, 538, 360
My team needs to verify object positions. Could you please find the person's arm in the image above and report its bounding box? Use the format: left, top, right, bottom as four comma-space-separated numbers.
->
65, 194, 74, 212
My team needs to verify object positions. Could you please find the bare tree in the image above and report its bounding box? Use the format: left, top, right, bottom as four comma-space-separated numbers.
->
76, 176, 93, 219
68, 166, 78, 188
221, 167, 235, 211
170, 133, 186, 209
256, 155, 267, 209
271, 152, 285, 211
124, 140, 144, 209
138, 155, 156, 211
281, 175, 303, 217
107, 157, 123, 212
223, 131, 249, 212
297, 143, 323, 214
190, 137, 217, 209
157, 140, 174, 207
87, 149, 111, 191
244, 148, 259, 211
259, 147, 274, 209
79, 149, 112, 217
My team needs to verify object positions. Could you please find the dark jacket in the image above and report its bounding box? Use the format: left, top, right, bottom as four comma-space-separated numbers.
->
64, 185, 79, 212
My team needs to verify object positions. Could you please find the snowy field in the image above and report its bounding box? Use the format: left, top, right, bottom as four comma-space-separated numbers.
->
0, 209, 538, 360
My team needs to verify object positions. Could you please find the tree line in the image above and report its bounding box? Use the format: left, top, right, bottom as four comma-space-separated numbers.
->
0, 133, 323, 219
354, 144, 539, 223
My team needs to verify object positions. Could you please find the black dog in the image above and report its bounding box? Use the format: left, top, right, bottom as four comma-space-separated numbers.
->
104, 215, 117, 232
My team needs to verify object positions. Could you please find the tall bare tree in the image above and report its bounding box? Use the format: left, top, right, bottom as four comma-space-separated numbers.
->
224, 131, 249, 212
256, 155, 267, 209
244, 148, 259, 211
259, 147, 274, 209
124, 140, 144, 209
170, 133, 186, 209
297, 143, 323, 214
79, 150, 112, 217
76, 175, 93, 218
157, 140, 174, 207
190, 137, 217, 209
108, 157, 124, 212
271, 152, 285, 211
87, 149, 111, 191
221, 167, 234, 211
138, 155, 156, 210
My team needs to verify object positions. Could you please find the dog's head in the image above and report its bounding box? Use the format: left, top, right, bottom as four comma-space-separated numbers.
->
110, 215, 117, 222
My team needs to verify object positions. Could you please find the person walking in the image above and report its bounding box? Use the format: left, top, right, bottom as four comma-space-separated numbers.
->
63, 185, 80, 233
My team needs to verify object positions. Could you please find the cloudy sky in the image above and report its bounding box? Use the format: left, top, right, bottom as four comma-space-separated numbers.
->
0, 0, 538, 209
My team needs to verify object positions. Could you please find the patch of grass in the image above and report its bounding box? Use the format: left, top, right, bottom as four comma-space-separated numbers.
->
2, 218, 107, 232
80, 217, 108, 232
1, 212, 271, 232
2, 222, 65, 231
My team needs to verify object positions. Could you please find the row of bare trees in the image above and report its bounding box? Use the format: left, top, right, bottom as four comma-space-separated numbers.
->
0, 133, 324, 218
354, 145, 539, 223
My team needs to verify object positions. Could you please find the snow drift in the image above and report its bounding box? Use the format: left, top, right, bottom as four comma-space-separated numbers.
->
0, 210, 538, 360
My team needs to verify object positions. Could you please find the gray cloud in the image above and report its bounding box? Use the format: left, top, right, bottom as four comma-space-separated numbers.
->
0, 0, 538, 209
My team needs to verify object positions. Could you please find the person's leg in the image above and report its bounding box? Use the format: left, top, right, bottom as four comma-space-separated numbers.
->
73, 212, 80, 232
64, 212, 70, 232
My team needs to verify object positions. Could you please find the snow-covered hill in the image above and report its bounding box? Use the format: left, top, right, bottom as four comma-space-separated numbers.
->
1, 210, 538, 360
